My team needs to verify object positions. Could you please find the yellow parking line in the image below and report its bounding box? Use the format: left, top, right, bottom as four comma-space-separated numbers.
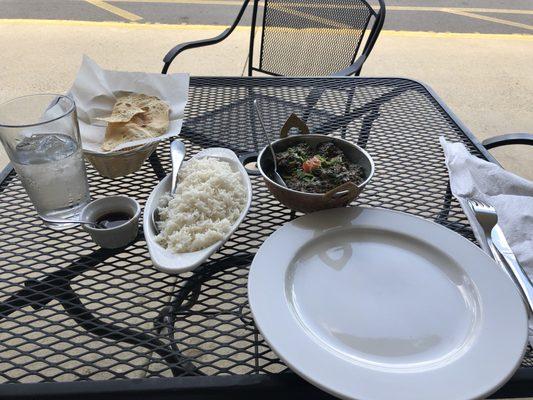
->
389, 6, 533, 15
1, 19, 533, 41
444, 9, 533, 32
382, 30, 533, 40
85, 0, 143, 21
108, 0, 533, 15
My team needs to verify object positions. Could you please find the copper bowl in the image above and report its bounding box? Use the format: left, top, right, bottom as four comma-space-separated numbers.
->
257, 134, 374, 213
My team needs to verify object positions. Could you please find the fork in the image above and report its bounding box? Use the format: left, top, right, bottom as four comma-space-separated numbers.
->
468, 199, 508, 274
468, 199, 533, 314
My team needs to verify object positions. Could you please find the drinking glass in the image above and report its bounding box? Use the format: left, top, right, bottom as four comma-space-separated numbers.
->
0, 94, 91, 229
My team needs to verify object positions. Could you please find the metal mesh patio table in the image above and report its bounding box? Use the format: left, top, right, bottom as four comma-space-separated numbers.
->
0, 77, 531, 399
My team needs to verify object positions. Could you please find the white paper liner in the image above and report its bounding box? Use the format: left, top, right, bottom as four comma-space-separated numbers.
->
68, 56, 189, 153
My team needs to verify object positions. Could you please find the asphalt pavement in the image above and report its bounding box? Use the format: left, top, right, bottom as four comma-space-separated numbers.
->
0, 0, 532, 34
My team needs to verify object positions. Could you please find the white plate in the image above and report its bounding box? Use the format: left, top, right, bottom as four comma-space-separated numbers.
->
248, 207, 527, 400
143, 147, 252, 274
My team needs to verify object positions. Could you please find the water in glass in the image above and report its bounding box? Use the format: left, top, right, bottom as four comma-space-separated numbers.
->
12, 133, 90, 218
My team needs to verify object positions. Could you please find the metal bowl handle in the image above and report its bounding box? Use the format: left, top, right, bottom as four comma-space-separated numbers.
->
280, 114, 310, 138
323, 182, 359, 201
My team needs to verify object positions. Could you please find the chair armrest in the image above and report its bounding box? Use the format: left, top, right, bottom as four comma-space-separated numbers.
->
482, 133, 533, 149
162, 29, 231, 74
162, 0, 251, 74
331, 54, 367, 77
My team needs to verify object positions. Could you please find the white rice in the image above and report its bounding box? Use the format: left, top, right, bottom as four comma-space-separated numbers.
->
155, 157, 247, 253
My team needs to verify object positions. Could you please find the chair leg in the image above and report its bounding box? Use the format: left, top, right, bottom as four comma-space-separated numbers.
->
290, 210, 297, 220
341, 86, 356, 140
357, 108, 379, 149
433, 183, 475, 237
301, 87, 324, 123
149, 148, 167, 181
435, 182, 454, 224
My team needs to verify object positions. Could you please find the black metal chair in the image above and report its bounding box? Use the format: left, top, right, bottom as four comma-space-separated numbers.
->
482, 133, 533, 151
162, 0, 386, 76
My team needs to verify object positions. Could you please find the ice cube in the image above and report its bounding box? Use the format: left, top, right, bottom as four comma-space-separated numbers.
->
16, 134, 77, 164
16, 135, 40, 152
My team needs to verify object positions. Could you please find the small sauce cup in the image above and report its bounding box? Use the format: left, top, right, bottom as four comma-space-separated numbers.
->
81, 195, 140, 249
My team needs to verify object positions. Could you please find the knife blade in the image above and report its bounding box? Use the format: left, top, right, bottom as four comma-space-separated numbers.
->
492, 225, 533, 314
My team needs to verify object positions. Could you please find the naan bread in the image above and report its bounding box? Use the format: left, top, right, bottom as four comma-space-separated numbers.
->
100, 93, 170, 152
97, 94, 146, 123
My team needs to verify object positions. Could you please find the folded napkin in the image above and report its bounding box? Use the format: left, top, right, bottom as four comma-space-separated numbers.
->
440, 138, 533, 345
440, 137, 533, 276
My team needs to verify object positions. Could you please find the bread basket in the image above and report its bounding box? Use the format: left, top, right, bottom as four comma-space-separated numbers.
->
84, 142, 158, 179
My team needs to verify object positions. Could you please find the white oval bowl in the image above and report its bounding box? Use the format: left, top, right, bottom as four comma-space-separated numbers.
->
143, 147, 253, 274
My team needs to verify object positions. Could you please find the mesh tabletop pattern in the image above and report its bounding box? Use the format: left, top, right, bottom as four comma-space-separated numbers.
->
0, 77, 531, 389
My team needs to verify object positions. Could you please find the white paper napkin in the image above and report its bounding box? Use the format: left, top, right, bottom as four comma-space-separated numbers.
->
68, 56, 190, 153
440, 137, 533, 345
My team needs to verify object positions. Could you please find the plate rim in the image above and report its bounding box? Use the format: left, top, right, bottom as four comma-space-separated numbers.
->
248, 206, 528, 400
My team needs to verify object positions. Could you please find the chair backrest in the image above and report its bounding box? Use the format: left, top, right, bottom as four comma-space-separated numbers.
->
248, 0, 385, 76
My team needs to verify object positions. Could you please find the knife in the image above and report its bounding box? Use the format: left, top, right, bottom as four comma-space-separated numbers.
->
492, 225, 533, 314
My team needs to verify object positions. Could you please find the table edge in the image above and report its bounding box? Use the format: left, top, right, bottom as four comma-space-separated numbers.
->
1, 368, 531, 399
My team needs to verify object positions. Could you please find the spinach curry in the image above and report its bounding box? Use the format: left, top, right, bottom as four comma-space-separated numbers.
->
276, 142, 364, 193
